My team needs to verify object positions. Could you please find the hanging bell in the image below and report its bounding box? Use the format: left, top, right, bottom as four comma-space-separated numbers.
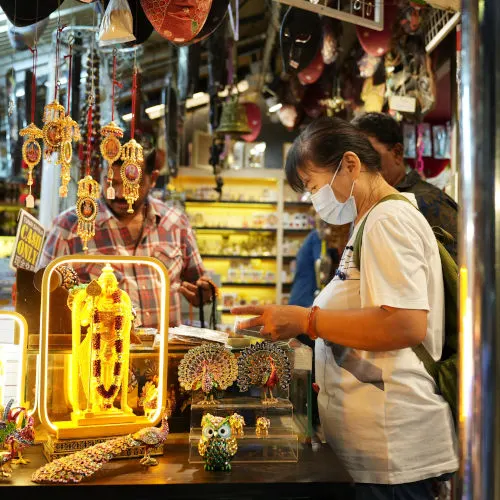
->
215, 94, 252, 137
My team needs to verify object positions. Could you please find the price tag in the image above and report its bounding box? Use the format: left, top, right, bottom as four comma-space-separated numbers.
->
389, 95, 417, 113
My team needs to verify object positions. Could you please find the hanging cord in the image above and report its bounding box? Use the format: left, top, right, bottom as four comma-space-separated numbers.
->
209, 282, 217, 330
198, 286, 205, 329
64, 42, 73, 114
111, 49, 122, 122
228, 0, 239, 42
54, 24, 66, 101
85, 101, 93, 177
130, 52, 138, 139
28, 45, 38, 123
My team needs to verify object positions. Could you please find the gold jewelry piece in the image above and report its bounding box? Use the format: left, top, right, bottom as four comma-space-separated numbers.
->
255, 416, 270, 437
20, 123, 43, 208
100, 121, 124, 200
120, 138, 143, 213
42, 100, 66, 159
57, 115, 81, 198
76, 175, 100, 251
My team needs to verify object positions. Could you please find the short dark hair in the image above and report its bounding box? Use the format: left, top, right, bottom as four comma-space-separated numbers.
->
144, 148, 157, 175
351, 112, 404, 148
285, 116, 381, 192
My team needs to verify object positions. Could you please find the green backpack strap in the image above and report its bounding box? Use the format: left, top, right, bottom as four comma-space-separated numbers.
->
352, 193, 441, 374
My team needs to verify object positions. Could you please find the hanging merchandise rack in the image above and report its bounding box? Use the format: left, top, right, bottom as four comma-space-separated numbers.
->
423, 8, 461, 53
272, 0, 384, 31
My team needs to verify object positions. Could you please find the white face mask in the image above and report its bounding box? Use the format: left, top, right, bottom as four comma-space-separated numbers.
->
310, 160, 358, 225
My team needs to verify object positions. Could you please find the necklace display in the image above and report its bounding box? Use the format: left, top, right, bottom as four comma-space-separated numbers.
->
20, 45, 42, 208
76, 175, 100, 251
120, 64, 143, 214
101, 50, 124, 201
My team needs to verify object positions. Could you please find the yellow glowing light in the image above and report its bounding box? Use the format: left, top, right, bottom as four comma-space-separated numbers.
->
0, 311, 33, 416
458, 266, 471, 424
39, 254, 169, 438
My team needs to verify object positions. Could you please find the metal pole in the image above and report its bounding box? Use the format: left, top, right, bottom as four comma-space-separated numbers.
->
457, 0, 498, 498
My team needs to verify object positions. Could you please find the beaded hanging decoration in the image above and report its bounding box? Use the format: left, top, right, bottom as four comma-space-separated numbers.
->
120, 63, 143, 213
87, 278, 125, 408
75, 175, 100, 251
20, 46, 43, 209
101, 50, 124, 200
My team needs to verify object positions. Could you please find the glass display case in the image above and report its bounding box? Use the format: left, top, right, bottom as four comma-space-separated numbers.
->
35, 255, 170, 459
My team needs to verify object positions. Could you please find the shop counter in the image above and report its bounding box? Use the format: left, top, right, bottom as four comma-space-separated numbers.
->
0, 438, 354, 499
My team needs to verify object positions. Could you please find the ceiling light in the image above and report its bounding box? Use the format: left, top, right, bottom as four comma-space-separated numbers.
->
146, 104, 165, 120
122, 113, 133, 122
186, 92, 210, 109
15, 88, 25, 98
268, 102, 282, 113
192, 92, 205, 99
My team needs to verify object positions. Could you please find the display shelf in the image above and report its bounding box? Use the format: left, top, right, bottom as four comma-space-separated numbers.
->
284, 201, 312, 207
222, 282, 276, 287
201, 254, 277, 260
186, 199, 278, 207
284, 228, 313, 233
194, 227, 277, 233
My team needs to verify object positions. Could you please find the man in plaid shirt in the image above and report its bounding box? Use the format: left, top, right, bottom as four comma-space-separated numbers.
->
39, 149, 213, 328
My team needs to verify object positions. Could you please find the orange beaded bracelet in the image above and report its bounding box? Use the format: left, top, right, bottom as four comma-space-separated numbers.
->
306, 305, 320, 340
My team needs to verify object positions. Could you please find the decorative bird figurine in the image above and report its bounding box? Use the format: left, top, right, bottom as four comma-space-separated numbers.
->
178, 343, 238, 404
198, 413, 244, 471
32, 413, 169, 484
5, 407, 35, 465
237, 341, 292, 404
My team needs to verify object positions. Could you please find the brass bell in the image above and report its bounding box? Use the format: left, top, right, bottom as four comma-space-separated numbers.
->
216, 93, 252, 137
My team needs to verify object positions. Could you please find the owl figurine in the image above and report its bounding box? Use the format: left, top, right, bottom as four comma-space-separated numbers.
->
198, 413, 244, 471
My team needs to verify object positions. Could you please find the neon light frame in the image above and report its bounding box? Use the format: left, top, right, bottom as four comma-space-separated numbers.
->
0, 311, 35, 416
38, 254, 169, 435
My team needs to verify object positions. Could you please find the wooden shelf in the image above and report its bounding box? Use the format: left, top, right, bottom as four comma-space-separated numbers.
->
284, 228, 314, 233
201, 254, 277, 260
194, 227, 277, 233
284, 201, 312, 207
221, 282, 276, 287
186, 199, 277, 207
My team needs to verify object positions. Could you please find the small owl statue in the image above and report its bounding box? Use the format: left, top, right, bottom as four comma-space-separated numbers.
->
197, 413, 244, 471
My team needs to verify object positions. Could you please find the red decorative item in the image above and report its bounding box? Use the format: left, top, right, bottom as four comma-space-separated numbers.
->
298, 50, 325, 86
356, 4, 398, 57
240, 103, 262, 143
140, 0, 213, 44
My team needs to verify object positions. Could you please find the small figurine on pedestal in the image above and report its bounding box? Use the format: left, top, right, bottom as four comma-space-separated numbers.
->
178, 343, 238, 405
198, 413, 244, 471
237, 341, 292, 404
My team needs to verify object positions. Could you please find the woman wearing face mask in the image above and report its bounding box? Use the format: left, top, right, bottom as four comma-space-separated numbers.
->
232, 117, 458, 499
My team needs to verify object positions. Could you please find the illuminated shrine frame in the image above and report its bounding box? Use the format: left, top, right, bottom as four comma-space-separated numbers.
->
0, 311, 33, 415
38, 254, 169, 437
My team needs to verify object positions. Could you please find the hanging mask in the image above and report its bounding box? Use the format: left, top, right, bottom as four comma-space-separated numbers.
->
310, 160, 358, 225
280, 7, 322, 73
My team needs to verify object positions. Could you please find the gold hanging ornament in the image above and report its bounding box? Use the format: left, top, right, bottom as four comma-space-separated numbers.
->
120, 138, 143, 213
57, 115, 81, 198
100, 121, 124, 200
20, 123, 43, 209
42, 100, 66, 159
76, 175, 100, 251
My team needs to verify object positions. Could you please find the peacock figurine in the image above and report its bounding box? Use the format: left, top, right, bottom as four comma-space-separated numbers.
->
32, 412, 169, 484
237, 341, 292, 404
198, 413, 244, 471
178, 343, 238, 405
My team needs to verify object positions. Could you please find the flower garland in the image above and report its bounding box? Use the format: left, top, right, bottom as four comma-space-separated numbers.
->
91, 289, 125, 408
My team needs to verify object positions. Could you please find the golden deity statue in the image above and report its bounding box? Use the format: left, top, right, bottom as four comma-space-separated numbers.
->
69, 264, 134, 423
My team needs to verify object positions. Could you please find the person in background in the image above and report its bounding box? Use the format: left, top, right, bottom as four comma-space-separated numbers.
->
233, 117, 458, 499
352, 112, 458, 262
38, 148, 215, 329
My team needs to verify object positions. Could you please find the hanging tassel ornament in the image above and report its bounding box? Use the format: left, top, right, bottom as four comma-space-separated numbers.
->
76, 175, 100, 251
20, 45, 43, 209
120, 65, 142, 213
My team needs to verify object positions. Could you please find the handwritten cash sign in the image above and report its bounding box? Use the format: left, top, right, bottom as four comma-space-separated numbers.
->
10, 209, 46, 272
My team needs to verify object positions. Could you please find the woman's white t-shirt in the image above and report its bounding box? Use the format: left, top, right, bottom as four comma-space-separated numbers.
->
314, 193, 459, 484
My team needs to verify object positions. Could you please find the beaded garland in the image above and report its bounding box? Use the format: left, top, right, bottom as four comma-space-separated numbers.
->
91, 289, 125, 407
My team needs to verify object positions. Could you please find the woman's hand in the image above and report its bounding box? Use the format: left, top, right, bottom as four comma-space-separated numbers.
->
179, 276, 218, 306
231, 304, 309, 342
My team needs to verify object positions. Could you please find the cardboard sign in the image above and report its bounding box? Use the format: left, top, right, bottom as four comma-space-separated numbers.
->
389, 95, 417, 113
9, 210, 45, 272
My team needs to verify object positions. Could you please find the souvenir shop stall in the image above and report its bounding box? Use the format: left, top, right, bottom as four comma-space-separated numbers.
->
0, 0, 460, 497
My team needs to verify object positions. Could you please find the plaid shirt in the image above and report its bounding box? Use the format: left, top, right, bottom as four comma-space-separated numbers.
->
39, 196, 206, 328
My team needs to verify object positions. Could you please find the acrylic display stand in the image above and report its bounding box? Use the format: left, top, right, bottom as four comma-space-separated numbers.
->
188, 396, 299, 464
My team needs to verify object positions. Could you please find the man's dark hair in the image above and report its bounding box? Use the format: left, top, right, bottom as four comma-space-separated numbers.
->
285, 116, 381, 192
144, 148, 157, 175
351, 112, 404, 149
